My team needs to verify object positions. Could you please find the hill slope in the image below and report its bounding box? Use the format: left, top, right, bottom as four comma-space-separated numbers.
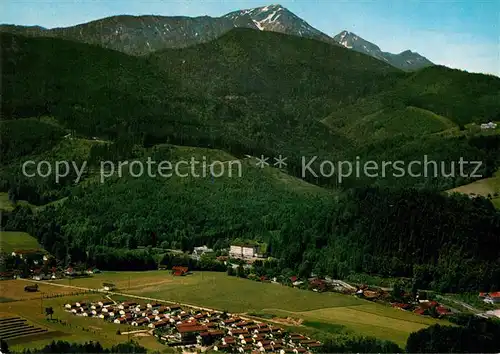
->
0, 32, 179, 136
0, 231, 45, 254
150, 28, 401, 100
3, 30, 500, 192
394, 66, 500, 126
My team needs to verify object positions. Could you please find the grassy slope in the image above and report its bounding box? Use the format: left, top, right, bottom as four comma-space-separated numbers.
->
323, 104, 458, 145
0, 231, 44, 253
0, 193, 15, 212
447, 169, 500, 208
0, 193, 69, 213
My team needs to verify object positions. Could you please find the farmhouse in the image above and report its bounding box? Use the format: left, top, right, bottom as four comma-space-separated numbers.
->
480, 292, 500, 304
176, 324, 209, 339
192, 245, 214, 260
98, 300, 114, 307
11, 250, 49, 266
87, 268, 101, 274
102, 283, 115, 291
308, 278, 327, 291
172, 266, 189, 276
149, 320, 169, 329
132, 318, 149, 326
32, 273, 51, 281
229, 244, 259, 259
11, 249, 48, 260
392, 303, 412, 310
484, 309, 500, 319
480, 122, 498, 129
118, 301, 138, 310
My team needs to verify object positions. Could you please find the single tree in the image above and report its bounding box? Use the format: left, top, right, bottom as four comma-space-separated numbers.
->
45, 307, 54, 320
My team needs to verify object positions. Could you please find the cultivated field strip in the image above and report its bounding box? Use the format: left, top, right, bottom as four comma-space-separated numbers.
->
0, 316, 48, 341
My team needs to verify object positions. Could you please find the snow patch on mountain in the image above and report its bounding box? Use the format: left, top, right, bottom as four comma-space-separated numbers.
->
333, 30, 433, 71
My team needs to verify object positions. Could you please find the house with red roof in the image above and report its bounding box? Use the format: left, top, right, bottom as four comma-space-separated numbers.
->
391, 303, 412, 310
483, 292, 500, 304
436, 305, 451, 316
309, 278, 327, 292
172, 266, 188, 276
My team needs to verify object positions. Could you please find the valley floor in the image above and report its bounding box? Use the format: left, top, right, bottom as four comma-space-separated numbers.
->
0, 271, 446, 350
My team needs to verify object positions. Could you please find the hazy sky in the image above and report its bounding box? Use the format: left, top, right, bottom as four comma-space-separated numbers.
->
2, 0, 499, 76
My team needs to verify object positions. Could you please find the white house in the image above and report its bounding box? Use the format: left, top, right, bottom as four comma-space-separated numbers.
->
192, 245, 214, 260
102, 283, 115, 291
11, 250, 48, 261
98, 300, 114, 307
483, 293, 500, 304
481, 122, 498, 129
485, 309, 500, 319
229, 244, 259, 259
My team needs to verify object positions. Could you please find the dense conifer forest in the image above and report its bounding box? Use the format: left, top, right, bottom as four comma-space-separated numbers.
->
1, 29, 500, 295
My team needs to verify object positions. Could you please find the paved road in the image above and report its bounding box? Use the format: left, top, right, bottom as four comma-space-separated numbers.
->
435, 294, 482, 314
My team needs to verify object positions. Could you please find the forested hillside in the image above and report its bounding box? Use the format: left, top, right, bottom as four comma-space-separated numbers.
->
150, 28, 401, 100
272, 188, 500, 292
395, 66, 500, 127
0, 118, 65, 165
1, 32, 179, 136
2, 29, 500, 293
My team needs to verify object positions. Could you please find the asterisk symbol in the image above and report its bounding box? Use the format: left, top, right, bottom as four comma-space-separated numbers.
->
255, 155, 269, 169
273, 155, 287, 168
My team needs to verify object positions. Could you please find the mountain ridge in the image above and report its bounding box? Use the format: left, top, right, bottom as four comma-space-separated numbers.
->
222, 4, 337, 45
333, 30, 433, 71
0, 4, 433, 70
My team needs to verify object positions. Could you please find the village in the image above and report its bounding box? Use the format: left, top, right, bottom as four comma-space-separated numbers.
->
63, 298, 322, 353
2, 241, 500, 351
4, 243, 500, 322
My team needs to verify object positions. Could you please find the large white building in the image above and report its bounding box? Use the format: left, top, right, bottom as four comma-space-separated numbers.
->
229, 244, 259, 259
481, 122, 498, 129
